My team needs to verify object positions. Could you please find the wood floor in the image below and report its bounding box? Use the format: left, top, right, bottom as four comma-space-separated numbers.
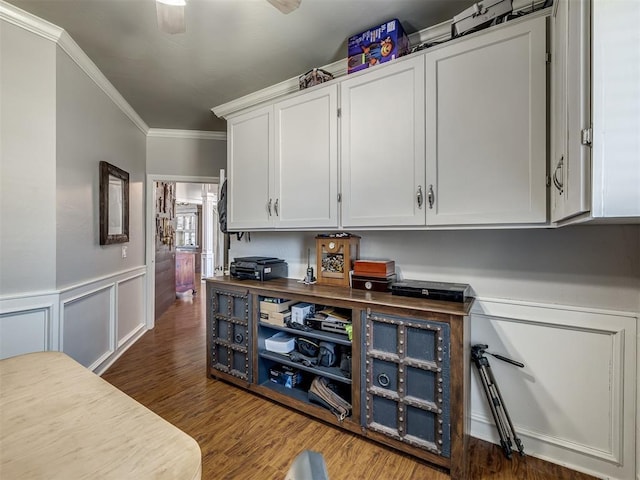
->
102, 283, 597, 480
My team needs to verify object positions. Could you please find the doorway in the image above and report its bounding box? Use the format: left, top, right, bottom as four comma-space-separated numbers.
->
146, 174, 220, 328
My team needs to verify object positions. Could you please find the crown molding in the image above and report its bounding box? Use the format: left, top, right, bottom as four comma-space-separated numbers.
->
56, 31, 149, 134
147, 129, 226, 140
1, 0, 149, 135
212, 57, 347, 119
212, 0, 549, 119
0, 0, 62, 42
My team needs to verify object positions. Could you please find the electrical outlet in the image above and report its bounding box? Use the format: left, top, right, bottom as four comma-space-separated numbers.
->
121, 246, 127, 258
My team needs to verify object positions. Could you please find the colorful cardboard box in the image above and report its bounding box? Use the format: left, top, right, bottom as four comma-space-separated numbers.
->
347, 19, 410, 74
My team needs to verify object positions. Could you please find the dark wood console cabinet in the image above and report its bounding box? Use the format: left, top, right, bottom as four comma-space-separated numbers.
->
205, 277, 472, 479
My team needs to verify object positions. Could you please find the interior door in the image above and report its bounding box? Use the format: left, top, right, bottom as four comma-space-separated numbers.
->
154, 181, 176, 320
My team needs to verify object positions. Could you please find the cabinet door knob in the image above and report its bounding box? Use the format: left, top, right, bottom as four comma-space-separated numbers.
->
377, 373, 391, 388
234, 333, 244, 344
267, 198, 273, 216
553, 155, 564, 194
274, 198, 279, 216
428, 185, 435, 209
416, 185, 424, 208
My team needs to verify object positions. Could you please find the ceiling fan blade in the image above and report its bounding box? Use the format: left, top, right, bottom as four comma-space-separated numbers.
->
156, 0, 186, 34
266, 0, 301, 14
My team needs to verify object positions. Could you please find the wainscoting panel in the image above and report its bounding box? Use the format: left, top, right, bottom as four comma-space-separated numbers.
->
470, 298, 637, 480
61, 284, 114, 369
0, 293, 59, 359
1, 268, 148, 373
59, 267, 148, 373
116, 272, 146, 348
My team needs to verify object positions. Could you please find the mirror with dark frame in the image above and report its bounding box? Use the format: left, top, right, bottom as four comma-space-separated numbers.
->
99, 161, 129, 245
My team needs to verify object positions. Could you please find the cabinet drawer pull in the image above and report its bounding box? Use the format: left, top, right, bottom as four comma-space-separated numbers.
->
274, 198, 279, 216
234, 333, 244, 344
377, 373, 390, 388
427, 185, 435, 209
267, 198, 272, 216
553, 155, 564, 194
416, 185, 424, 208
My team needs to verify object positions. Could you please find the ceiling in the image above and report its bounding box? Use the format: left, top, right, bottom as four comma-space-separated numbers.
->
8, 0, 477, 132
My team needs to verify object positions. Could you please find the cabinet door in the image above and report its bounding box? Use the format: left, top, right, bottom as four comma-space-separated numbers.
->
227, 105, 274, 230
425, 17, 547, 225
207, 287, 252, 381
341, 56, 426, 227
551, 0, 591, 223
362, 310, 450, 456
591, 0, 640, 217
274, 84, 338, 228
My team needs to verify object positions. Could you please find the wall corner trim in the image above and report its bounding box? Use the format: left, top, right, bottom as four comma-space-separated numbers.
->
147, 129, 227, 141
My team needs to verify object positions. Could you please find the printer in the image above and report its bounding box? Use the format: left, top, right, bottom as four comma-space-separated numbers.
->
230, 256, 288, 281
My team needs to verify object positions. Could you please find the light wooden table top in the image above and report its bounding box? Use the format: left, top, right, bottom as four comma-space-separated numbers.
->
0, 351, 201, 480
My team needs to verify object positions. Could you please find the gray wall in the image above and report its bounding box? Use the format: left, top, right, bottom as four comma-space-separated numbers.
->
229, 225, 640, 312
0, 21, 57, 295
55, 48, 146, 288
146, 135, 226, 177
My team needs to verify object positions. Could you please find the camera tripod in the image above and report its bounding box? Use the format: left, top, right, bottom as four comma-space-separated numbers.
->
471, 344, 525, 459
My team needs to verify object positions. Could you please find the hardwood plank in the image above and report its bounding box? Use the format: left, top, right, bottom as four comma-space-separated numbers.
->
103, 281, 597, 480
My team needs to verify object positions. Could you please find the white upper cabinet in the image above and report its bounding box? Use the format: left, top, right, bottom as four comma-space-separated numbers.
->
274, 84, 338, 228
224, 8, 639, 230
340, 55, 426, 227
551, 0, 640, 223
425, 16, 547, 226
590, 0, 640, 218
550, 0, 591, 223
227, 105, 274, 230
227, 84, 338, 231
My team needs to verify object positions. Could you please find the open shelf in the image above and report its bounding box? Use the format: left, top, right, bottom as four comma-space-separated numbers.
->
259, 381, 354, 422
259, 351, 352, 385
258, 322, 351, 346
259, 380, 310, 404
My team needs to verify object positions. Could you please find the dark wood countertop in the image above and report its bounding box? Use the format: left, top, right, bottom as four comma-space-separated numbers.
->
206, 276, 473, 316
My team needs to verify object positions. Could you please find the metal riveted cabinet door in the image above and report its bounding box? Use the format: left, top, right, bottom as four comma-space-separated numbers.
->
362, 309, 450, 457
208, 287, 252, 381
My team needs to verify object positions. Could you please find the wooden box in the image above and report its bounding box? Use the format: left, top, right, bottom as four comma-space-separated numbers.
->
316, 235, 360, 287
352, 273, 397, 292
354, 260, 395, 278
